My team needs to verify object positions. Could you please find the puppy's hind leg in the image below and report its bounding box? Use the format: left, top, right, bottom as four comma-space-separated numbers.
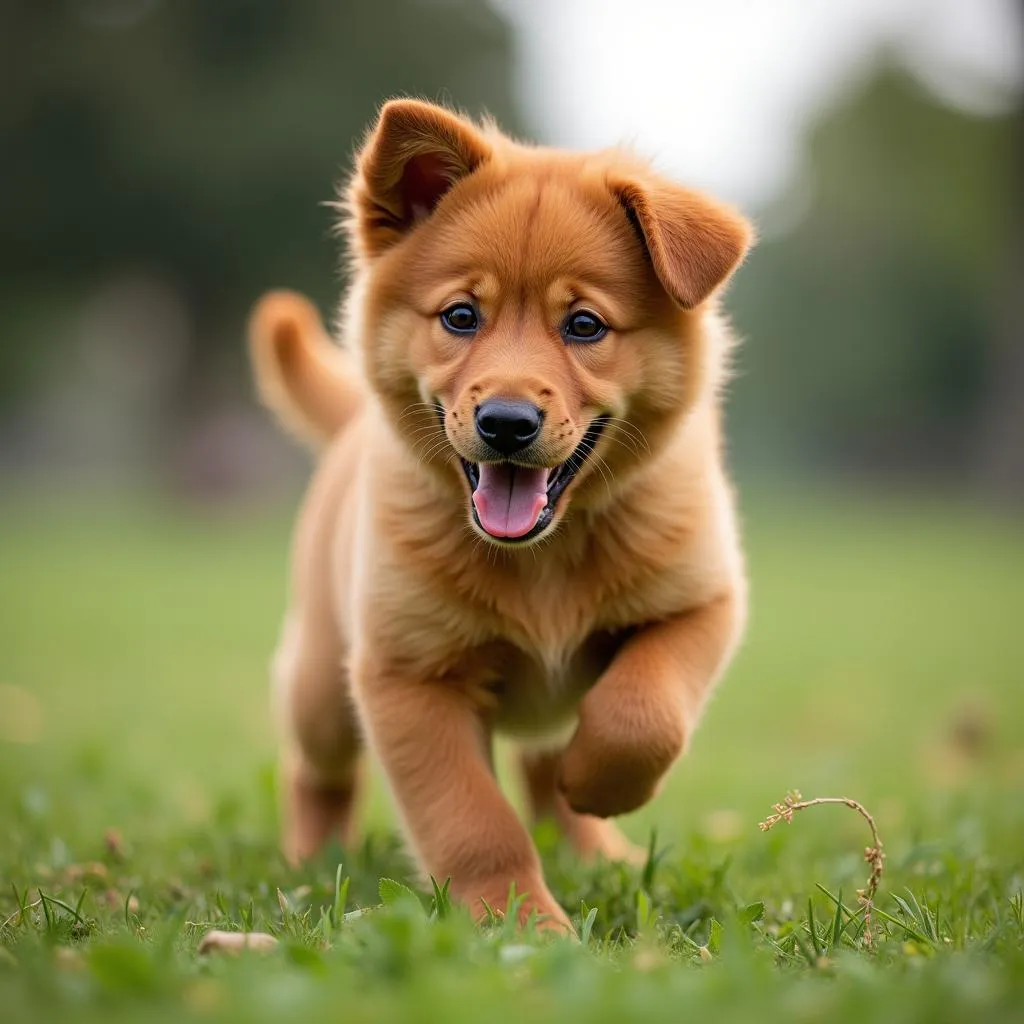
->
274, 613, 363, 865
518, 749, 644, 865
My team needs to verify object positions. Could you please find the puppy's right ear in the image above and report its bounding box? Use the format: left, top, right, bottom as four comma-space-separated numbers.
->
347, 99, 492, 258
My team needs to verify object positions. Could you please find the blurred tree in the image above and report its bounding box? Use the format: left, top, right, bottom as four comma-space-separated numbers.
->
729, 61, 1020, 492
977, 0, 1024, 502
0, 0, 523, 414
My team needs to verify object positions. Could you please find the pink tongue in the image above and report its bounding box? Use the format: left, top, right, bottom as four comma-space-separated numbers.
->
472, 464, 550, 538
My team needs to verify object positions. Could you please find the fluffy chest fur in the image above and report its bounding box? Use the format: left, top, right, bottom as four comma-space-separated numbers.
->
347, 406, 740, 709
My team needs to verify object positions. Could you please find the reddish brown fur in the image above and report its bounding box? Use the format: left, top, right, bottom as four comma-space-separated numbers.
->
251, 99, 754, 932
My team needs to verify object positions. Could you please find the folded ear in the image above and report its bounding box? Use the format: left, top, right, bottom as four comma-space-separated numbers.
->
610, 175, 755, 308
348, 99, 492, 258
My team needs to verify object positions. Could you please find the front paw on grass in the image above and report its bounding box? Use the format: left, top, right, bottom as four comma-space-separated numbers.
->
456, 879, 575, 936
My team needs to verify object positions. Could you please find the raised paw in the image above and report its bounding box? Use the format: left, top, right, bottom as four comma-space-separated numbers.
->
558, 741, 663, 818
557, 680, 686, 819
558, 714, 683, 819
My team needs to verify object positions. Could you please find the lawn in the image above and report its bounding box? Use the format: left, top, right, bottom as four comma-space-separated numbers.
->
1, 486, 1023, 1022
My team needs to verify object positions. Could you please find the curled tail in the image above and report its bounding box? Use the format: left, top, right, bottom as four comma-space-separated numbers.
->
248, 290, 364, 445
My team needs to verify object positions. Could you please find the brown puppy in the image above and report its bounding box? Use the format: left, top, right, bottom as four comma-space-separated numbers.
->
250, 100, 754, 933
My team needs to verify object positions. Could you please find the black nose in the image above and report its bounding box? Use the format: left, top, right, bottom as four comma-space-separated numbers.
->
475, 398, 542, 455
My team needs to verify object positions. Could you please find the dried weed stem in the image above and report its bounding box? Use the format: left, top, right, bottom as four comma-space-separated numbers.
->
760, 790, 885, 949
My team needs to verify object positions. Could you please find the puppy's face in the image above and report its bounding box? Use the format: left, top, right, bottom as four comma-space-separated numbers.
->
346, 101, 752, 546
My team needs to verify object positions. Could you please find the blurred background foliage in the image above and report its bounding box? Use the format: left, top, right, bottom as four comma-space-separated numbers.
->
0, 0, 1021, 502
731, 62, 1022, 493
1, 0, 522, 495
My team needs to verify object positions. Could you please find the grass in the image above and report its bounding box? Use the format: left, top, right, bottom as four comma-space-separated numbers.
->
1, 486, 1023, 1022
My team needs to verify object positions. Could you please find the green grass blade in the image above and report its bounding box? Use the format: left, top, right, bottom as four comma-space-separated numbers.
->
580, 906, 599, 947
806, 897, 822, 957
333, 865, 350, 924
428, 876, 452, 920
39, 891, 86, 929
872, 905, 932, 946
641, 828, 659, 892
831, 888, 844, 950
790, 928, 817, 967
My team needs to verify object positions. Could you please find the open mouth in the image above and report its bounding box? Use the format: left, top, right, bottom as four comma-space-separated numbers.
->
459, 416, 609, 543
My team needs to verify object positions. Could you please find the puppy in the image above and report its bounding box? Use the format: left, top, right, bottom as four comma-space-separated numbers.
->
249, 99, 754, 932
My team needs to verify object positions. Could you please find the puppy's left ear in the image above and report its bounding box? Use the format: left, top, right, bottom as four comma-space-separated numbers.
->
348, 99, 492, 258
611, 175, 755, 309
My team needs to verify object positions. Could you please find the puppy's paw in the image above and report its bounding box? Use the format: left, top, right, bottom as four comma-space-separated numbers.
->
451, 875, 574, 936
558, 686, 685, 818
558, 739, 662, 818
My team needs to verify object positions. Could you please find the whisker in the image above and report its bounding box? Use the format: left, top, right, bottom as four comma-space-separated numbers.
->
596, 434, 643, 460
419, 439, 454, 463
407, 434, 444, 458
601, 417, 651, 453
396, 402, 445, 426
591, 453, 615, 503
406, 425, 448, 441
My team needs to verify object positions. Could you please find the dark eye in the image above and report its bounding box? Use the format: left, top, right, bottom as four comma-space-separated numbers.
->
440, 303, 478, 335
563, 311, 607, 343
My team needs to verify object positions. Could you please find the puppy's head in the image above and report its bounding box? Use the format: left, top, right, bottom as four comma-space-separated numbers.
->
343, 99, 753, 546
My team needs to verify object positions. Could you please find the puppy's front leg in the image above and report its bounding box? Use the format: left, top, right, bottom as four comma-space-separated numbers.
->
353, 660, 572, 932
559, 592, 741, 819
